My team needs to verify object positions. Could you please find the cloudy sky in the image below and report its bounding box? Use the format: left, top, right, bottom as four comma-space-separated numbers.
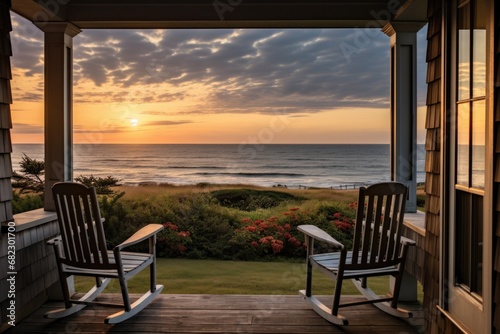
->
9, 12, 428, 144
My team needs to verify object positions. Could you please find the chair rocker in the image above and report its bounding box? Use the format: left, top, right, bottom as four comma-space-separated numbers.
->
45, 182, 164, 324
298, 182, 416, 326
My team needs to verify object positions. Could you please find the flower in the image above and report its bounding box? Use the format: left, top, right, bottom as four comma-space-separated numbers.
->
245, 226, 257, 232
163, 222, 178, 230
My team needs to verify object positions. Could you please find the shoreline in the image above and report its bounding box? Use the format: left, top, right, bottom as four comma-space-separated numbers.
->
120, 181, 364, 190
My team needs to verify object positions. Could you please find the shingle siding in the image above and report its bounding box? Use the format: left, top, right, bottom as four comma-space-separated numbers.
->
0, 0, 12, 224
424, 1, 443, 333
492, 1, 500, 332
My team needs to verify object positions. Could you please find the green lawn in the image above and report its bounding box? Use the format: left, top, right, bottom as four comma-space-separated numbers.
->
75, 258, 396, 296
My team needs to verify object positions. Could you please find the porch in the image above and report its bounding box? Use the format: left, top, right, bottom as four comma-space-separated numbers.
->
7, 294, 423, 334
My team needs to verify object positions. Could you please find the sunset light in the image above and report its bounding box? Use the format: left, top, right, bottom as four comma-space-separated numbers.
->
9, 13, 428, 144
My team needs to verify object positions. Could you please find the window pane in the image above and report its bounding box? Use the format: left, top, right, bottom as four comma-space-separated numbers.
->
472, 0, 486, 97
472, 194, 483, 296
458, 3, 471, 101
457, 103, 470, 186
455, 190, 471, 288
472, 100, 485, 189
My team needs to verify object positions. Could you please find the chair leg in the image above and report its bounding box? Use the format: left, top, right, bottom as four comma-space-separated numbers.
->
392, 243, 410, 308
45, 278, 112, 319
149, 236, 157, 293
304, 236, 314, 297
118, 273, 131, 312
105, 284, 164, 324
332, 278, 343, 316
351, 277, 412, 319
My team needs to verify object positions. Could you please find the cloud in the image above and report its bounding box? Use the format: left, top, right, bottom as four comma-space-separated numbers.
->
10, 14, 44, 75
142, 120, 193, 126
10, 123, 43, 134
10, 12, 428, 115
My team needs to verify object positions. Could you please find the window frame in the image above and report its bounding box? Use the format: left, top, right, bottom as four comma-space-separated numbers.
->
441, 0, 493, 333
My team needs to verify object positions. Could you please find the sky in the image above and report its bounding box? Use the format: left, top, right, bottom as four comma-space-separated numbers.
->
9, 12, 428, 144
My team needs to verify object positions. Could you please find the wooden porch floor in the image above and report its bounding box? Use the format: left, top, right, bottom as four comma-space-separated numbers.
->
8, 294, 424, 334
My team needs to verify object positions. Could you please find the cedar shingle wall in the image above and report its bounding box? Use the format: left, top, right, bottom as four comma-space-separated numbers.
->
424, 0, 442, 332
0, 0, 12, 223
493, 1, 500, 332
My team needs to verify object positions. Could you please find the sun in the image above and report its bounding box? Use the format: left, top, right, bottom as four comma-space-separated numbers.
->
130, 118, 139, 127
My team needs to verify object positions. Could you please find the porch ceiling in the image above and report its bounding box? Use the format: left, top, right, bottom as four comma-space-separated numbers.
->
11, 0, 427, 29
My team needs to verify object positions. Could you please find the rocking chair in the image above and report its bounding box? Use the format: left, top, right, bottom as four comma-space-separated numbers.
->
45, 182, 164, 324
298, 182, 415, 325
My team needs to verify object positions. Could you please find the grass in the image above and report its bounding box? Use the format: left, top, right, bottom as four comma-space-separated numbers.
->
75, 258, 395, 296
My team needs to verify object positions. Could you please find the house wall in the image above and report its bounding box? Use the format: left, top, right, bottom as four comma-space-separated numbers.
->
0, 0, 13, 224
424, 0, 499, 333
0, 212, 60, 331
424, 1, 443, 332
492, 1, 500, 332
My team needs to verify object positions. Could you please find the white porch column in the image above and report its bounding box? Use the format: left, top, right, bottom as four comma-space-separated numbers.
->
383, 22, 424, 213
36, 23, 80, 211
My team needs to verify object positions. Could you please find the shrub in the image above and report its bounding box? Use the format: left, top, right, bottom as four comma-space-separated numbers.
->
157, 222, 192, 257
211, 188, 300, 211
12, 192, 43, 214
100, 188, 358, 261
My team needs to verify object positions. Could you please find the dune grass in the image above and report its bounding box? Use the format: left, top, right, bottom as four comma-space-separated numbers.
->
75, 258, 393, 295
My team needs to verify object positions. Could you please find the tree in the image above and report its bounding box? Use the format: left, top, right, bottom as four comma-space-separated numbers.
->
74, 175, 121, 195
12, 154, 44, 193
12, 154, 121, 195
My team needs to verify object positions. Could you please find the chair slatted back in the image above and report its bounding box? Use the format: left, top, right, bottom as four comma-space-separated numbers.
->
53, 182, 110, 268
349, 182, 407, 269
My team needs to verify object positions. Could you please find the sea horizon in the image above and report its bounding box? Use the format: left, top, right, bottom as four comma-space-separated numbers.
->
11, 143, 426, 189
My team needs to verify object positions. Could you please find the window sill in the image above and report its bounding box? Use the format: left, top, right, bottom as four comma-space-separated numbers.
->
436, 305, 473, 334
10, 208, 57, 233
404, 211, 425, 236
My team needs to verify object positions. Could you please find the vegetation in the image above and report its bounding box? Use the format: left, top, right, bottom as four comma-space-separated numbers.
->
11, 154, 122, 214
12, 154, 45, 194
100, 185, 358, 261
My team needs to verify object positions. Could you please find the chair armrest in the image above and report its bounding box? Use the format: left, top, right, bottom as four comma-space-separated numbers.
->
298, 225, 344, 249
401, 236, 416, 246
115, 224, 164, 251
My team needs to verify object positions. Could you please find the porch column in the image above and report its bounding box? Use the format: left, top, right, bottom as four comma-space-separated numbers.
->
383, 22, 424, 213
36, 23, 80, 211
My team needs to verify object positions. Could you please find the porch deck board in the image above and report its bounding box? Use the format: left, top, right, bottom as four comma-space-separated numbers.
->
8, 294, 423, 333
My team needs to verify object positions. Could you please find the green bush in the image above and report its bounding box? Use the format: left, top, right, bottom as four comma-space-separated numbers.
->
12, 193, 43, 214
100, 189, 358, 261
211, 188, 300, 211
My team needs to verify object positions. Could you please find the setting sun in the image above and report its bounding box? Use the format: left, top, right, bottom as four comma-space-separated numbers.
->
130, 118, 139, 127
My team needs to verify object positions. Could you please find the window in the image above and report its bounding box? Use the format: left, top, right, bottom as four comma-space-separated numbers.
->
444, 0, 491, 332
454, 0, 485, 298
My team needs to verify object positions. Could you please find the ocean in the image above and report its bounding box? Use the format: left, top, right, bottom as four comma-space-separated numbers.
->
11, 144, 426, 189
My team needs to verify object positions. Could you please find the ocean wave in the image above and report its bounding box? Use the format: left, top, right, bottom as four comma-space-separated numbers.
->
189, 172, 306, 177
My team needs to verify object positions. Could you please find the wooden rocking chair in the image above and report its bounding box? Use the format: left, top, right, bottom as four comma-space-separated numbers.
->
298, 182, 415, 326
45, 182, 164, 324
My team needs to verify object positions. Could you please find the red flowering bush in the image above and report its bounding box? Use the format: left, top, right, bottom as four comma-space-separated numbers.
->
156, 222, 192, 257
229, 208, 314, 259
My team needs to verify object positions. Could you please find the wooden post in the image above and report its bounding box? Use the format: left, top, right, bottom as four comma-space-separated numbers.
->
36, 23, 80, 210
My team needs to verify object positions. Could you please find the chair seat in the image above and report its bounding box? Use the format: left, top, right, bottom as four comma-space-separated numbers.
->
310, 251, 400, 278
63, 251, 153, 278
